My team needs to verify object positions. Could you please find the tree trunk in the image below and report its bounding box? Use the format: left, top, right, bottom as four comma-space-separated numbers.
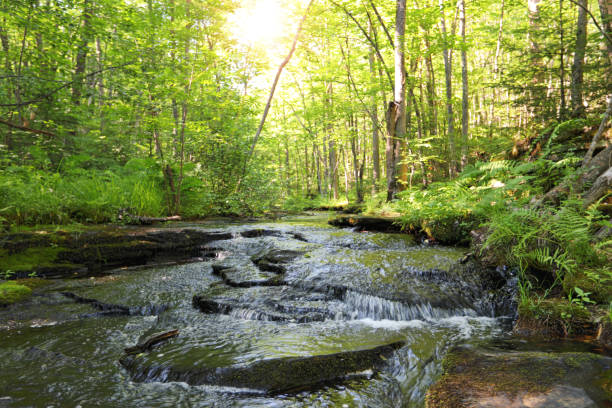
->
368, 26, 381, 194
559, 0, 568, 119
440, 0, 456, 177
528, 0, 544, 117
571, 0, 588, 117
598, 0, 612, 65
386, 0, 407, 202
72, 0, 91, 105
460, 0, 469, 170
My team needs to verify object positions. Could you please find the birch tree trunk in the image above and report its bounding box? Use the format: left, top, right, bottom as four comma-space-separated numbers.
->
386, 0, 407, 201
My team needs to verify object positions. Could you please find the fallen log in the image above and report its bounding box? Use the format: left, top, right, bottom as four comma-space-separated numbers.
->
124, 330, 180, 355
118, 209, 181, 225
583, 166, 612, 209
535, 144, 612, 207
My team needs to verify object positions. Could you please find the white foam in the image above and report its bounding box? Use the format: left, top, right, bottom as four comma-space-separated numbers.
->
434, 315, 501, 338
353, 318, 425, 330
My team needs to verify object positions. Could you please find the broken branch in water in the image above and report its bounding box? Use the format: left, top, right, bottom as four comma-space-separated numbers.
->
124, 330, 180, 355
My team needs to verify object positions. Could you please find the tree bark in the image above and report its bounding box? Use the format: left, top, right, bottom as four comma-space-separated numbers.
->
72, 0, 91, 105
571, 0, 589, 117
583, 166, 612, 208
528, 0, 544, 117
598, 0, 612, 65
460, 0, 469, 170
368, 23, 381, 193
583, 95, 612, 166
538, 143, 612, 206
440, 0, 456, 177
559, 0, 568, 119
386, 0, 407, 202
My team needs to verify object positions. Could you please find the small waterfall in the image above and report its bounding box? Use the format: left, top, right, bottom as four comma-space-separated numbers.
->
343, 290, 476, 321
229, 308, 274, 321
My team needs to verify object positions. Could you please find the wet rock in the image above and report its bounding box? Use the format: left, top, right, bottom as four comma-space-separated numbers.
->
328, 216, 402, 233
211, 262, 284, 287
425, 345, 612, 408
289, 232, 308, 242
193, 286, 337, 323
240, 229, 281, 238
251, 249, 303, 274
0, 228, 232, 279
61, 292, 166, 316
120, 341, 405, 394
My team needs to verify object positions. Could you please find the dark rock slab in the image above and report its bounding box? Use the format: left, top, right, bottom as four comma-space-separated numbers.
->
192, 286, 338, 323
328, 216, 402, 233
120, 341, 405, 394
426, 345, 612, 408
240, 229, 281, 238
251, 249, 304, 274
1, 228, 232, 279
61, 292, 166, 317
212, 261, 285, 287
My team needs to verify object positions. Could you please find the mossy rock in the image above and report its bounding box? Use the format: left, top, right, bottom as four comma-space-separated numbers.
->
421, 215, 479, 245
0, 282, 32, 306
120, 341, 405, 394
328, 215, 402, 232
515, 298, 594, 338
426, 345, 611, 408
0, 247, 62, 275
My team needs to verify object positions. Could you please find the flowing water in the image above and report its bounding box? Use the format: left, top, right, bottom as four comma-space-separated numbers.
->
0, 214, 515, 407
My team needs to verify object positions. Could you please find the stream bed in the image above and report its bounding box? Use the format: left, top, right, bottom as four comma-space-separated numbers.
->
0, 214, 609, 407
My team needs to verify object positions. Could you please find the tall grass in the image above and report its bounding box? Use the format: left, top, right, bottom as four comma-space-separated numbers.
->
0, 161, 165, 225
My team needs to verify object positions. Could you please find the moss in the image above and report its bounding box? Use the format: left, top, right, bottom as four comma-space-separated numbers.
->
15, 277, 52, 289
426, 347, 600, 408
0, 246, 63, 275
0, 282, 32, 305
516, 297, 593, 337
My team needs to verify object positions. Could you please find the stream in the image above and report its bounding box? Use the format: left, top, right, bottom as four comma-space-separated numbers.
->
0, 214, 599, 407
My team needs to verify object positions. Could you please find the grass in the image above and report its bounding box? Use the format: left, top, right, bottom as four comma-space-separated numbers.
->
0, 281, 32, 305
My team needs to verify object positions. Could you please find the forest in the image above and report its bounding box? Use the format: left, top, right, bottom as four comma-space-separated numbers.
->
0, 0, 611, 405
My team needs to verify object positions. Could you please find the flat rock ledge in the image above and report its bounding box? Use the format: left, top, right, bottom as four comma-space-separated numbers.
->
0, 227, 231, 279
120, 341, 405, 394
328, 216, 402, 233
425, 345, 612, 408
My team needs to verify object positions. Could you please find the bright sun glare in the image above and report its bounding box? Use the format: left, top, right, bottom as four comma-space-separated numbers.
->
231, 0, 287, 46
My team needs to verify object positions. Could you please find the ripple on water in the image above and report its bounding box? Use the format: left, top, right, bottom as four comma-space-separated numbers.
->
0, 215, 510, 407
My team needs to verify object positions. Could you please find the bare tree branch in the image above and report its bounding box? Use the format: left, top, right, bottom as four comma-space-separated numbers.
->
0, 118, 56, 137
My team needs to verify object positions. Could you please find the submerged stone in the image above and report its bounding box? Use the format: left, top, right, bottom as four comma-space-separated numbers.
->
120, 341, 405, 394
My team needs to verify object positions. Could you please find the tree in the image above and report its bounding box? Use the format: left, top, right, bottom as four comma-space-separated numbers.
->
386, 0, 407, 201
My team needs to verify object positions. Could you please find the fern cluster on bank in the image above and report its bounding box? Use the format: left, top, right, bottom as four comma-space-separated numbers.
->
394, 156, 610, 329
